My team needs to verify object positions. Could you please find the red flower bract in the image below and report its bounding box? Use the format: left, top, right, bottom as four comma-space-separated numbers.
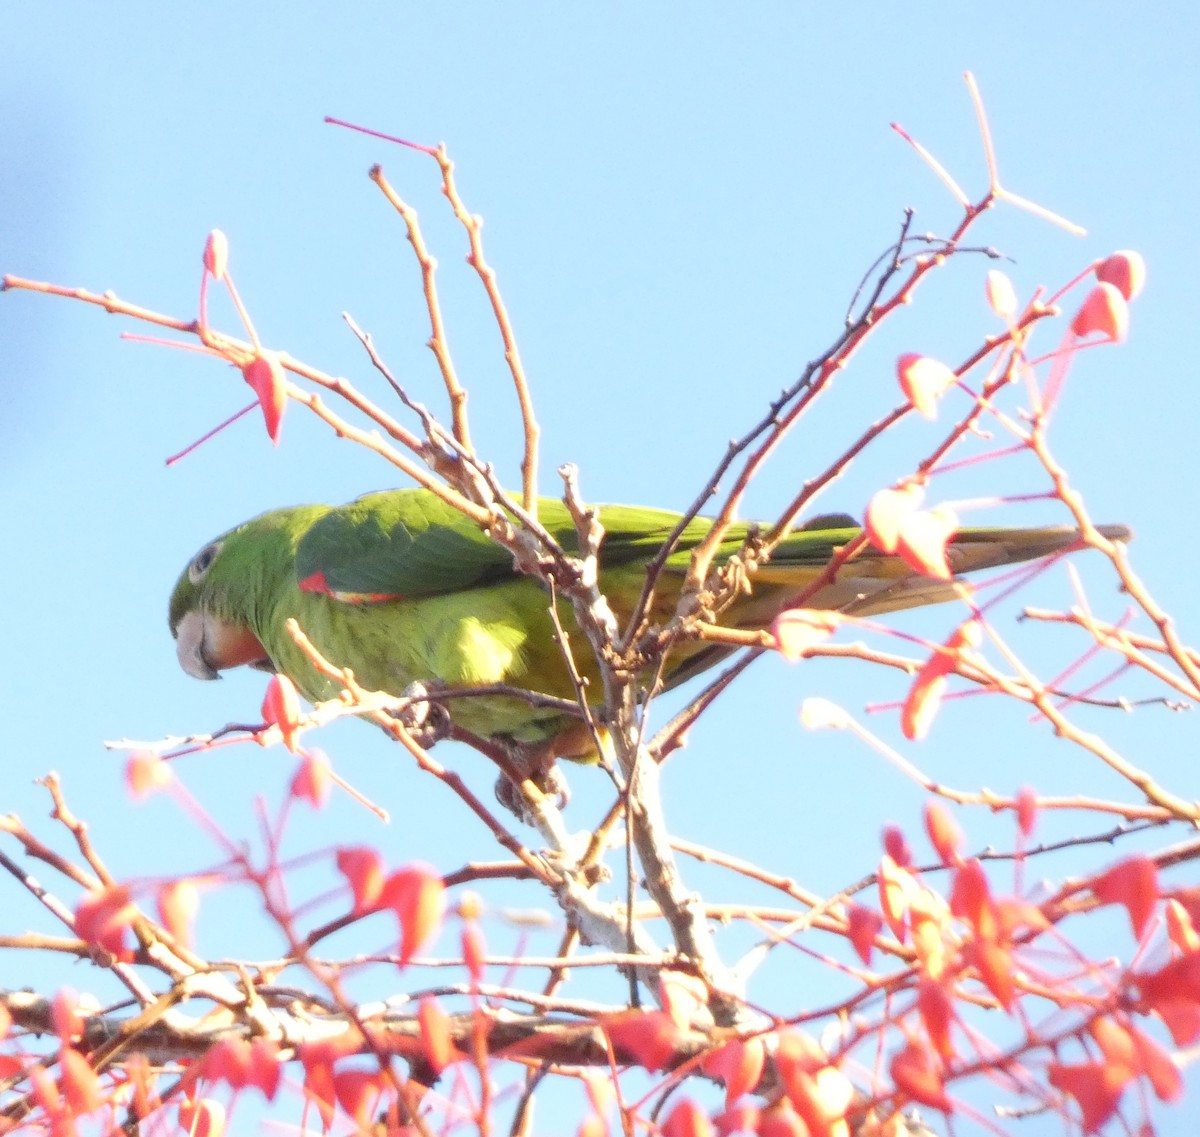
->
985, 269, 1018, 319
75, 885, 137, 959
1094, 249, 1146, 301
1092, 854, 1159, 940
203, 229, 229, 280
336, 846, 385, 914
262, 673, 302, 753
381, 865, 445, 965
1071, 282, 1129, 342
897, 353, 957, 420
241, 352, 288, 444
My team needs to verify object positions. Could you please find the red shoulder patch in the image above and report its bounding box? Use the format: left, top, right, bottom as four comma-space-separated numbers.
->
298, 570, 332, 594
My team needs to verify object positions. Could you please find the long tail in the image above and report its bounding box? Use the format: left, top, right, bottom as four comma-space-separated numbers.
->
755, 521, 1131, 617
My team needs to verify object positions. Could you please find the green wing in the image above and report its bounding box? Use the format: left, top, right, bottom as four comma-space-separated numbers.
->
293, 490, 880, 603
294, 490, 719, 601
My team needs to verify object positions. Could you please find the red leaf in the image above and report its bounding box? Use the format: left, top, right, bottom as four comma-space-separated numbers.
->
1047, 1062, 1126, 1133
1071, 282, 1129, 342
1016, 785, 1038, 838
241, 352, 288, 444
890, 1040, 951, 1112
459, 922, 485, 987
126, 751, 173, 799
662, 1099, 714, 1137
901, 669, 947, 742
336, 846, 385, 914
776, 1038, 855, 1137
179, 1098, 225, 1137
949, 859, 998, 942
381, 865, 445, 965
1089, 1016, 1137, 1077
333, 1069, 383, 1129
878, 855, 916, 942
882, 824, 913, 868
995, 897, 1050, 938
203, 230, 229, 281
846, 903, 883, 965
771, 609, 841, 661
865, 484, 923, 554
418, 996, 456, 1075
60, 1046, 102, 1114
714, 1102, 761, 1136
917, 979, 956, 1061
245, 1039, 282, 1101
1094, 250, 1146, 302
75, 885, 137, 959
290, 749, 332, 809
909, 889, 951, 981
1134, 950, 1200, 1038
1165, 898, 1200, 953
973, 938, 1016, 1011
775, 1029, 823, 1079
895, 506, 958, 581
1128, 1024, 1183, 1102
923, 801, 963, 866
157, 880, 199, 948
1092, 855, 1159, 940
29, 1064, 60, 1115
262, 674, 302, 754
299, 1037, 365, 1129
599, 1009, 681, 1072
201, 1037, 281, 1100
1151, 1000, 1200, 1047
755, 1101, 809, 1137
52, 987, 82, 1045
701, 1037, 765, 1107
897, 353, 957, 420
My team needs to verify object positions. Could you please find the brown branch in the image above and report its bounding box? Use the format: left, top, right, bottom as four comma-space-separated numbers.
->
430, 144, 541, 511
369, 164, 472, 452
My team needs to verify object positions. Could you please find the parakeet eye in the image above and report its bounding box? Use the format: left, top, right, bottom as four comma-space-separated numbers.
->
188, 541, 223, 584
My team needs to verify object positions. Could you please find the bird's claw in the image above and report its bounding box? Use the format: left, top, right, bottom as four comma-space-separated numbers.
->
387, 681, 452, 749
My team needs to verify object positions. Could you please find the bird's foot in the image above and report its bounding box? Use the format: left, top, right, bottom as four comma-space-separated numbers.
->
386, 681, 452, 749
493, 760, 571, 821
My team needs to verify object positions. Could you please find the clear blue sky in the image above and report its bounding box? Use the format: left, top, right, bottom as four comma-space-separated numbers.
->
3, 5, 1198, 1130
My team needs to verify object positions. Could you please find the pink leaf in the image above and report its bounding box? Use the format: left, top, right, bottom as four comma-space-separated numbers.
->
381, 865, 445, 965
1094, 250, 1146, 301
897, 353, 957, 420
241, 352, 287, 444
336, 846, 385, 914
890, 1040, 952, 1112
771, 609, 841, 661
985, 269, 1018, 319
203, 230, 229, 280
865, 484, 924, 553
262, 674, 302, 753
1071, 282, 1129, 342
1092, 854, 1159, 940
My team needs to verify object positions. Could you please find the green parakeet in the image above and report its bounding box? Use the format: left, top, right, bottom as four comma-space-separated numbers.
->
169, 489, 1126, 757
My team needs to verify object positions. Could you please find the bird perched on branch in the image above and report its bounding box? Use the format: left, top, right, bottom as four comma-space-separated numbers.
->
169, 488, 1127, 771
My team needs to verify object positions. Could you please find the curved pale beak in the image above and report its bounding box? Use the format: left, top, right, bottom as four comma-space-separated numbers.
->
174, 611, 271, 680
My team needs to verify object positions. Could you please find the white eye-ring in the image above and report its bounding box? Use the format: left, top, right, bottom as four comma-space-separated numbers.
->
188, 541, 223, 585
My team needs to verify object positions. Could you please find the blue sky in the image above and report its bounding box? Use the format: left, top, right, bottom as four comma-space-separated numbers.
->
3, 4, 1200, 1131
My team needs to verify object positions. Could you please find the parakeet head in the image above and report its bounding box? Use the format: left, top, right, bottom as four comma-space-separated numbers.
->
169, 505, 327, 681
